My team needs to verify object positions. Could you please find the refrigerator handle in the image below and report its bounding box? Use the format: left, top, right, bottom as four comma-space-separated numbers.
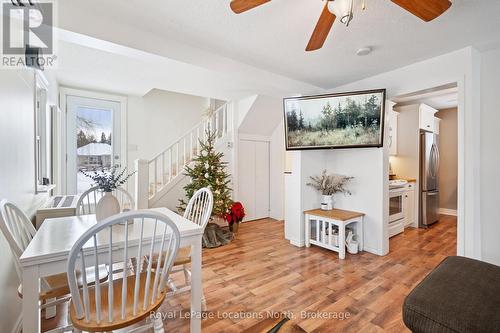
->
427, 191, 439, 196
435, 144, 440, 174
429, 144, 436, 178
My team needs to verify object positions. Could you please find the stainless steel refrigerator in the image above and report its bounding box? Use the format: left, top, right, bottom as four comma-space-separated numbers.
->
420, 131, 440, 227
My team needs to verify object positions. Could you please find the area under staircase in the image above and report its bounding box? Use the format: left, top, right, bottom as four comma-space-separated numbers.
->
135, 103, 233, 208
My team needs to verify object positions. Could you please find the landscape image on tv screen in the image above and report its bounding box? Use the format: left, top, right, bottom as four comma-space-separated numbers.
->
284, 89, 386, 150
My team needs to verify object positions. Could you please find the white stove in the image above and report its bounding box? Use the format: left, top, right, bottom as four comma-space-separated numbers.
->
389, 181, 408, 237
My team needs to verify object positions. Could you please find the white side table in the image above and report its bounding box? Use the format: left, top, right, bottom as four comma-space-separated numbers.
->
304, 208, 365, 259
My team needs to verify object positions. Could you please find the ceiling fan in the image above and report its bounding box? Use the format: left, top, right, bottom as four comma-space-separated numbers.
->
229, 0, 452, 51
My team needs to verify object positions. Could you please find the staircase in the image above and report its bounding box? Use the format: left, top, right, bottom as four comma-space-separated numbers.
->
135, 103, 233, 208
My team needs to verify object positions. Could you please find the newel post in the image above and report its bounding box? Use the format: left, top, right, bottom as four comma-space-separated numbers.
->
135, 159, 149, 209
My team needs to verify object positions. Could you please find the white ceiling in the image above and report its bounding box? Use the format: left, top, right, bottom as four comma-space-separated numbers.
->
52, 31, 320, 99
55, 0, 500, 91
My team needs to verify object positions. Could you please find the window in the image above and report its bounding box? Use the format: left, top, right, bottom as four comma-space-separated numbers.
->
34, 71, 53, 193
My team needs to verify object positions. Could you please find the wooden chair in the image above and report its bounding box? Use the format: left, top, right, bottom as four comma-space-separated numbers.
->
0, 199, 108, 325
67, 210, 180, 332
76, 186, 135, 216
168, 188, 213, 306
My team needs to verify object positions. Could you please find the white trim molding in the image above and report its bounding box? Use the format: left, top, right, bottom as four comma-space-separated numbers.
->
289, 239, 305, 247
439, 208, 458, 216
58, 87, 128, 194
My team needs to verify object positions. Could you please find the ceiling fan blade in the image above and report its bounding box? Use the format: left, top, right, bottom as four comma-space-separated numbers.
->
306, 3, 336, 52
391, 0, 452, 22
230, 0, 271, 14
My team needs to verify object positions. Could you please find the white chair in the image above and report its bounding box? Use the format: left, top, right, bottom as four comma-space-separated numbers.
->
67, 210, 180, 333
76, 186, 135, 216
167, 188, 213, 306
0, 199, 107, 326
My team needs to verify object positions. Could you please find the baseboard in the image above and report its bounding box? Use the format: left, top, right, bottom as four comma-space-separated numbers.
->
11, 314, 22, 333
363, 245, 386, 256
289, 239, 305, 247
439, 208, 457, 216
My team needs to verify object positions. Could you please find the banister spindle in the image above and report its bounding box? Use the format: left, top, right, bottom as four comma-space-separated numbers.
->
197, 126, 201, 154
215, 111, 220, 138
176, 143, 180, 176
154, 158, 158, 195
183, 138, 187, 166
169, 149, 173, 182
162, 152, 166, 185
190, 131, 194, 160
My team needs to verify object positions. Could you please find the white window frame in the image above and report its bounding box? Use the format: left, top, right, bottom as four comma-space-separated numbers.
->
59, 87, 128, 195
34, 70, 51, 194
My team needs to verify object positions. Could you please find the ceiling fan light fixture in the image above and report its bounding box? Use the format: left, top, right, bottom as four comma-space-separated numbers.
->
328, 0, 354, 26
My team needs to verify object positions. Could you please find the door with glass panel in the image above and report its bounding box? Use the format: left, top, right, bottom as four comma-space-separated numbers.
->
65, 95, 121, 194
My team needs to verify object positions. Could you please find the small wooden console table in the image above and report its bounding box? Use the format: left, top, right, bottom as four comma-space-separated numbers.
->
304, 208, 365, 259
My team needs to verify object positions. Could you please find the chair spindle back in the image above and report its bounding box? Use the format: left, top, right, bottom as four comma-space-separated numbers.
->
67, 211, 180, 324
76, 186, 135, 216
183, 188, 213, 229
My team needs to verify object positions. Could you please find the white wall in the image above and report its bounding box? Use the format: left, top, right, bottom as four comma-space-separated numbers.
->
127, 88, 210, 197
479, 46, 500, 266
284, 151, 328, 246
325, 149, 387, 254
239, 95, 284, 136
0, 69, 55, 333
436, 108, 458, 211
269, 123, 285, 220
284, 145, 388, 255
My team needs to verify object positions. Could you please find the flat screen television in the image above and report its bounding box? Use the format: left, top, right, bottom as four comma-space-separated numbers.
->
283, 89, 386, 150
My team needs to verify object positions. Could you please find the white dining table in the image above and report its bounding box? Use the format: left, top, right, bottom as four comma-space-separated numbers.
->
19, 207, 204, 333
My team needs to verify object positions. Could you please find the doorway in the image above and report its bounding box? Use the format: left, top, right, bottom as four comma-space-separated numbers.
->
62, 90, 126, 195
238, 138, 270, 221
389, 83, 458, 253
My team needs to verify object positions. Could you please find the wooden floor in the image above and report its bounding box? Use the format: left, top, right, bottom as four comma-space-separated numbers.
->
43, 215, 456, 332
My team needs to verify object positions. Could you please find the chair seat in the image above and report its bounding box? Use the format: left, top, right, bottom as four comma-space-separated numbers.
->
150, 246, 191, 267
70, 272, 167, 332
18, 265, 108, 301
174, 246, 191, 265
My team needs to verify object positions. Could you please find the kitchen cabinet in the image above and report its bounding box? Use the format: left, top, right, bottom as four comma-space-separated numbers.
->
434, 117, 441, 135
404, 182, 416, 227
419, 104, 438, 132
388, 110, 399, 156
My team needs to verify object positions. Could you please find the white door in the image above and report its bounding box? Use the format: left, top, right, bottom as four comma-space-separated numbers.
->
65, 95, 121, 194
238, 139, 270, 221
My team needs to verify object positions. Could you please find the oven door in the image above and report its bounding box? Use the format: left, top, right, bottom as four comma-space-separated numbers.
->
389, 189, 405, 223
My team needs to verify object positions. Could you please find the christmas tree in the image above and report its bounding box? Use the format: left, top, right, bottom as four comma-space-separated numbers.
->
178, 130, 232, 217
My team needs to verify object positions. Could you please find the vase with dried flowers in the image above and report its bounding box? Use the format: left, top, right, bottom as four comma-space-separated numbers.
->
224, 202, 245, 234
82, 165, 135, 221
307, 170, 354, 210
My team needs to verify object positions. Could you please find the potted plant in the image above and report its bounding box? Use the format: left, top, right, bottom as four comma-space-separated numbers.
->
306, 170, 353, 210
82, 165, 135, 222
224, 202, 245, 234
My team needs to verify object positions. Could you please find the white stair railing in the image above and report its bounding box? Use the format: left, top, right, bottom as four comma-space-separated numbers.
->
135, 103, 232, 208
